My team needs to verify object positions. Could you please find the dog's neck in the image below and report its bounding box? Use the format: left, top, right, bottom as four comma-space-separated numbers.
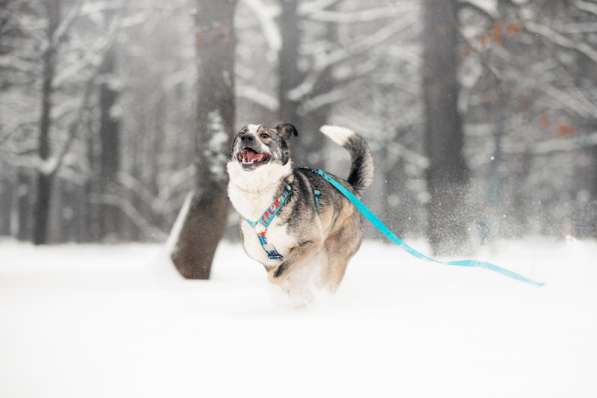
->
227, 160, 292, 221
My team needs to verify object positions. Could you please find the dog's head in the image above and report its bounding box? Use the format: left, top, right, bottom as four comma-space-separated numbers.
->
230, 123, 298, 171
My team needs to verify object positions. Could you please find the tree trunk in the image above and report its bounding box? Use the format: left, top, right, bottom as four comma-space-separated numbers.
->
0, 177, 12, 236
277, 0, 302, 132
422, 0, 470, 255
32, 0, 60, 245
16, 169, 32, 241
98, 44, 121, 241
170, 0, 237, 279
573, 11, 597, 239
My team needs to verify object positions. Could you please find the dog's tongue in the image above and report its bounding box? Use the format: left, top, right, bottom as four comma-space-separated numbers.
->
244, 150, 264, 162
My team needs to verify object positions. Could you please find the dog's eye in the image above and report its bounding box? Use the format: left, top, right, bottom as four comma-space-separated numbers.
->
259, 132, 270, 140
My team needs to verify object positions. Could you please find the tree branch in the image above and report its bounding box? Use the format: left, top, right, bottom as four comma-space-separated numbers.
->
46, 15, 123, 177
90, 193, 167, 241
237, 84, 279, 111
241, 0, 280, 56
575, 0, 597, 17
288, 18, 415, 101
458, 0, 498, 21
523, 20, 597, 66
504, 131, 597, 156
305, 6, 413, 23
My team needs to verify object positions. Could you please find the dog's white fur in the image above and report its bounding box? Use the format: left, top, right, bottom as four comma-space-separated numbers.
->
320, 125, 374, 191
226, 160, 292, 220
227, 160, 297, 267
320, 125, 355, 146
247, 124, 261, 134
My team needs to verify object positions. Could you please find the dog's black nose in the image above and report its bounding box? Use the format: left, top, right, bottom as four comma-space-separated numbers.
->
241, 134, 255, 144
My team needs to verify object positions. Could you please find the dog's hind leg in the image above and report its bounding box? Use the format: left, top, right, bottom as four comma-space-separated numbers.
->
322, 253, 350, 293
322, 224, 362, 292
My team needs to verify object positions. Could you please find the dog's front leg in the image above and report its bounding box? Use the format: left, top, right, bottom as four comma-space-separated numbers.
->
267, 239, 323, 283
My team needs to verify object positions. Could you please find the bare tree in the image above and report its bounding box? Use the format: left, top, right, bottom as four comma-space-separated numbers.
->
98, 33, 121, 241
32, 0, 61, 245
423, 0, 470, 255
277, 0, 303, 131
170, 0, 238, 279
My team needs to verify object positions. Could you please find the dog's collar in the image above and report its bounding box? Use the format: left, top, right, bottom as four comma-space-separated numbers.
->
243, 183, 292, 261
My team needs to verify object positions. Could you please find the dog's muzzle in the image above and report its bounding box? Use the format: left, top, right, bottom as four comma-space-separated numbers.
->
237, 147, 271, 168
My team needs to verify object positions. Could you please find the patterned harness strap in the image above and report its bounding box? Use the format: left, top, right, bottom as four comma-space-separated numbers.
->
244, 184, 292, 261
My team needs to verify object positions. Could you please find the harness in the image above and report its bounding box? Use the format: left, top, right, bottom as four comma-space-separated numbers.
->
243, 171, 326, 261
243, 184, 292, 261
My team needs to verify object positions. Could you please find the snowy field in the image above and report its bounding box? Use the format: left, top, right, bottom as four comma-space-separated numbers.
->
1, 238, 596, 398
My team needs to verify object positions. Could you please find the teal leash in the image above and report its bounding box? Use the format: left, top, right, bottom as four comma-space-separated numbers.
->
314, 169, 544, 287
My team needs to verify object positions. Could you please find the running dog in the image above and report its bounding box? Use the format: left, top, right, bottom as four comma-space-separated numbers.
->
226, 123, 374, 300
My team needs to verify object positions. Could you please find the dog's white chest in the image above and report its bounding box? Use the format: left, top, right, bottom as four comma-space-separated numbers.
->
240, 220, 296, 266
227, 166, 297, 266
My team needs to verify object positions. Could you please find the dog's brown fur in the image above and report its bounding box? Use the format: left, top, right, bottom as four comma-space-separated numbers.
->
261, 170, 364, 293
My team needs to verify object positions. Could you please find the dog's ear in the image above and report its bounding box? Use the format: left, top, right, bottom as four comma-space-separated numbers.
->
275, 123, 299, 139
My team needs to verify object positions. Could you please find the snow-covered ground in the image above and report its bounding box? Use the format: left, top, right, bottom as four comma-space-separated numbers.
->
1, 238, 595, 398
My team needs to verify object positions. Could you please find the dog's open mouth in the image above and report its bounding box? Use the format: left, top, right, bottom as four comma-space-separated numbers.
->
237, 148, 270, 168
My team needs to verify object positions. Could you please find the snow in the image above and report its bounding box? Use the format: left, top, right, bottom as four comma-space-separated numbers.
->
1, 237, 596, 398
165, 191, 193, 254
205, 110, 228, 180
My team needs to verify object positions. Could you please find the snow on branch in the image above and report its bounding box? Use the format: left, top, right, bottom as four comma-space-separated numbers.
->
458, 0, 499, 21
332, 111, 429, 169
117, 172, 162, 214
0, 55, 34, 75
116, 168, 192, 217
288, 18, 415, 101
505, 131, 597, 156
45, 16, 123, 177
317, 18, 415, 70
237, 84, 279, 111
523, 21, 597, 65
241, 0, 344, 19
299, 62, 377, 114
299, 0, 341, 15
540, 84, 597, 119
575, 0, 597, 17
305, 5, 413, 23
50, 0, 87, 48
241, 0, 281, 56
90, 193, 167, 241
299, 84, 357, 115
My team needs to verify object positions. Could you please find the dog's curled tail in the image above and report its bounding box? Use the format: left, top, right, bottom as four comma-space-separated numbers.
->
320, 125, 374, 196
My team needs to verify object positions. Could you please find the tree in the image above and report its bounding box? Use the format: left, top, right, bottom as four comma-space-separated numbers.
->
277, 0, 303, 132
32, 0, 61, 245
423, 0, 470, 255
97, 22, 121, 241
170, 0, 238, 279
276, 0, 410, 168
27, 0, 124, 244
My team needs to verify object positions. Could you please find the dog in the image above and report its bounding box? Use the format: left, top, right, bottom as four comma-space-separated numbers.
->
226, 123, 374, 300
